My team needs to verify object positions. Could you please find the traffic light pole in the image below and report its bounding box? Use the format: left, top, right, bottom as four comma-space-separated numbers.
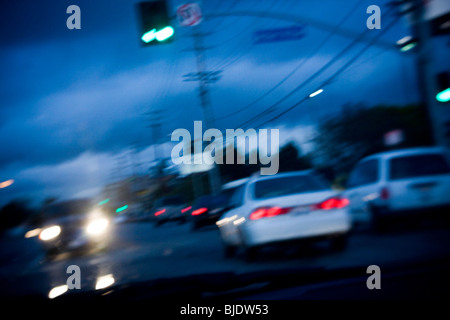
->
411, 0, 447, 147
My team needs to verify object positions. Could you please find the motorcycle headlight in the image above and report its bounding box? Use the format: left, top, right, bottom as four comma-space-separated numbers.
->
86, 218, 109, 236
39, 225, 61, 241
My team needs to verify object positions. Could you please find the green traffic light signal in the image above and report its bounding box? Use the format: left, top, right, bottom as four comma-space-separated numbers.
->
116, 205, 128, 213
98, 198, 110, 205
141, 26, 174, 43
436, 73, 450, 103
396, 36, 417, 53
436, 88, 450, 103
155, 26, 174, 41
137, 1, 174, 46
141, 28, 156, 43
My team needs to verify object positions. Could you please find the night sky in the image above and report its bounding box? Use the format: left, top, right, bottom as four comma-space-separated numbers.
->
1, 0, 448, 206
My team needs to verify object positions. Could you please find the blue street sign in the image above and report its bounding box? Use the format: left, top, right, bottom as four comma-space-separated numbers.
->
253, 25, 306, 44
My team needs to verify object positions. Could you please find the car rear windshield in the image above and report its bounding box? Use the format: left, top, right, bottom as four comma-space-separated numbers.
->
253, 174, 329, 199
160, 196, 185, 205
195, 194, 227, 207
389, 153, 450, 180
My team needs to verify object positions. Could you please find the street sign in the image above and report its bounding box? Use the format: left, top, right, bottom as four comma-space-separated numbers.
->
384, 129, 404, 146
253, 25, 306, 44
177, 3, 202, 27
401, 0, 450, 34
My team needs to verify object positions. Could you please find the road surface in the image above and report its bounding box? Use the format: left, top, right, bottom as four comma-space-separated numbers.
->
1, 217, 450, 298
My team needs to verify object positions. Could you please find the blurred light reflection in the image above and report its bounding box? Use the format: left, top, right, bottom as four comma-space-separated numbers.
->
95, 274, 115, 290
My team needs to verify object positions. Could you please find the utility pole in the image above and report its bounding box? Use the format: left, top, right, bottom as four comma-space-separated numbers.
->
144, 109, 163, 168
183, 26, 222, 195
410, 0, 446, 147
113, 153, 129, 182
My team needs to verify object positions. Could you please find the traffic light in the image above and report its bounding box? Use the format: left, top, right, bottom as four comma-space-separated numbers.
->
444, 120, 450, 141
98, 198, 110, 206
116, 205, 128, 213
436, 72, 450, 103
396, 36, 417, 52
136, 1, 174, 46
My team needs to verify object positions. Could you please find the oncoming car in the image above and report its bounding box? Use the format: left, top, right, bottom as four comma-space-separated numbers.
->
26, 200, 112, 258
217, 171, 352, 260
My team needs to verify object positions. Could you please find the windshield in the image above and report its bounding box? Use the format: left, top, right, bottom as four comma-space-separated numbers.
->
253, 174, 329, 199
1, 0, 450, 305
389, 154, 450, 180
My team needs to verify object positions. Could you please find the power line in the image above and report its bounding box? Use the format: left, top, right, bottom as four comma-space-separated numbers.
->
215, 0, 366, 122
236, 7, 397, 129
201, 0, 242, 34
207, 0, 282, 71
218, 12, 400, 149
254, 15, 400, 129
207, 0, 279, 47
210, 41, 254, 70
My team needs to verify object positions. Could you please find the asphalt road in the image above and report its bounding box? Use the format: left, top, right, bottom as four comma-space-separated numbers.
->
1, 217, 450, 299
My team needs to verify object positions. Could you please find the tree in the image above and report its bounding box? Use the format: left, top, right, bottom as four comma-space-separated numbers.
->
0, 199, 34, 233
277, 142, 311, 172
316, 104, 432, 174
218, 146, 259, 183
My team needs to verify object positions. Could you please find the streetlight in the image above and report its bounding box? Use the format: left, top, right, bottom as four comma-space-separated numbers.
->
309, 89, 324, 98
0, 179, 14, 189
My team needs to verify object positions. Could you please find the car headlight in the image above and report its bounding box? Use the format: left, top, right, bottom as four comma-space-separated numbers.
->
86, 218, 109, 236
39, 225, 61, 241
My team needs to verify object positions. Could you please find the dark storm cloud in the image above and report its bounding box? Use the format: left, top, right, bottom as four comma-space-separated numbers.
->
2, 0, 447, 206
0, 58, 197, 169
0, 0, 134, 46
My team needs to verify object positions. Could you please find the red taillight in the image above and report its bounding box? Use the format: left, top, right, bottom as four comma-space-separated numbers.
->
380, 187, 390, 200
249, 207, 290, 220
192, 207, 207, 216
154, 209, 166, 216
181, 206, 192, 213
314, 197, 350, 210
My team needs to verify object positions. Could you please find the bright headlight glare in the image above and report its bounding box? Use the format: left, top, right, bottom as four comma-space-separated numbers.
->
95, 274, 115, 290
25, 228, 42, 238
48, 284, 68, 299
86, 218, 109, 236
39, 225, 61, 241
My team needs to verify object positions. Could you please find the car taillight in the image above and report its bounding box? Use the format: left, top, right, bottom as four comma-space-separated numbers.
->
249, 207, 291, 220
314, 197, 350, 210
192, 207, 207, 216
380, 187, 390, 200
154, 209, 166, 216
181, 206, 192, 213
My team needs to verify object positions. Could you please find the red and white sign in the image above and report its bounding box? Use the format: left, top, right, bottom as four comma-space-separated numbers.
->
402, 0, 450, 26
384, 129, 404, 146
176, 3, 202, 27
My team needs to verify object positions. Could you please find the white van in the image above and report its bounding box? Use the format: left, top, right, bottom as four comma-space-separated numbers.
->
344, 147, 450, 229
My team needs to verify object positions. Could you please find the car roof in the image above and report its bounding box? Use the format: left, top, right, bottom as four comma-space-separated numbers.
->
360, 147, 449, 162
222, 177, 250, 190
248, 169, 315, 183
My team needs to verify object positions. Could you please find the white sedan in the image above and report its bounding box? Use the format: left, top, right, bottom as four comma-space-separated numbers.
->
217, 170, 352, 260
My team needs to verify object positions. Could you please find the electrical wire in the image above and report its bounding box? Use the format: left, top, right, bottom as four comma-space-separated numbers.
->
215, 0, 366, 122
254, 15, 400, 129
236, 7, 397, 129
